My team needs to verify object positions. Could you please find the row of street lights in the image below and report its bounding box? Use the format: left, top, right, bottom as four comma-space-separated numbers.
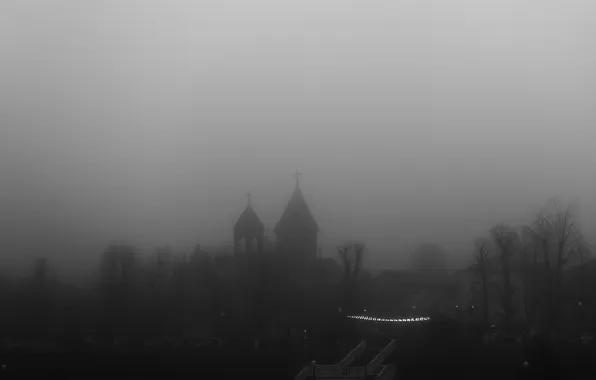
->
346, 315, 431, 323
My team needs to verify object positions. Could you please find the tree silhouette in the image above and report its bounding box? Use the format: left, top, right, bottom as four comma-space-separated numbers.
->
490, 223, 519, 332
337, 242, 365, 314
525, 199, 587, 330
519, 224, 543, 329
99, 243, 136, 350
472, 237, 493, 327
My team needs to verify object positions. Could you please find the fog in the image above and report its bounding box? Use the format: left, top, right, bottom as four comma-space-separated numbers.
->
1, 0, 595, 280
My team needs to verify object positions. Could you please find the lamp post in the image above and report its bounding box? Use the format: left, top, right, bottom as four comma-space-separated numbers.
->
578, 300, 584, 338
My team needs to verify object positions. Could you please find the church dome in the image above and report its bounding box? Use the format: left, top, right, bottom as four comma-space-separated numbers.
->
234, 205, 265, 237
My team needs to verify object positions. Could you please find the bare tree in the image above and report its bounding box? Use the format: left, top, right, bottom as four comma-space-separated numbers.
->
337, 242, 365, 279
490, 223, 520, 332
528, 210, 555, 330
473, 237, 492, 327
99, 243, 136, 350
352, 243, 366, 276
337, 242, 366, 314
550, 201, 582, 318
576, 243, 592, 333
519, 224, 543, 329
527, 199, 585, 330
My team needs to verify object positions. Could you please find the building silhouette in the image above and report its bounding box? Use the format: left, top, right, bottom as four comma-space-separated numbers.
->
233, 192, 265, 255
274, 172, 319, 262
232, 172, 319, 261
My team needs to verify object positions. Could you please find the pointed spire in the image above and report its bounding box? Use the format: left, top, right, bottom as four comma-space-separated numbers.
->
274, 171, 319, 235
245, 191, 252, 208
293, 169, 302, 189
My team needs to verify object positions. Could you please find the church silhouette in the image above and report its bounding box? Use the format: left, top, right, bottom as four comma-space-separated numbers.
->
233, 171, 319, 261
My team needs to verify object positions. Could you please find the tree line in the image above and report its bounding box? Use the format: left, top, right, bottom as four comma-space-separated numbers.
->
471, 198, 592, 334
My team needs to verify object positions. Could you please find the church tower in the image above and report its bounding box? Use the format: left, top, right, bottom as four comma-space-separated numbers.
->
234, 192, 265, 255
274, 171, 319, 261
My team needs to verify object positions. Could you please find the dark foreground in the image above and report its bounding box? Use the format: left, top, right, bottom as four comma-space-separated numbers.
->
0, 350, 294, 379
1, 331, 595, 379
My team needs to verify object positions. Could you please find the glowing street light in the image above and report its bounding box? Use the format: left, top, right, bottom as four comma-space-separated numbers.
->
346, 315, 430, 323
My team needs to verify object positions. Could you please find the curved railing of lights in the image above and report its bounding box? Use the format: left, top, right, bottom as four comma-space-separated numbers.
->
346, 315, 431, 323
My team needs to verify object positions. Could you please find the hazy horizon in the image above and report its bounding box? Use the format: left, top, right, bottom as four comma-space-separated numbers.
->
1, 0, 595, 280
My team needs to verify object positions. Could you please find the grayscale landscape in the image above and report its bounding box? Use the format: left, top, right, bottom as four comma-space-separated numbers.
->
1, 1, 595, 379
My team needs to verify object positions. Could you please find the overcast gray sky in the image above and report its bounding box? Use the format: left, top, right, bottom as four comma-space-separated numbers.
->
1, 0, 595, 278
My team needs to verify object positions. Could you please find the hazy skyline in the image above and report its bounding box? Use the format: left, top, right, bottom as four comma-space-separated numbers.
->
1, 0, 595, 278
